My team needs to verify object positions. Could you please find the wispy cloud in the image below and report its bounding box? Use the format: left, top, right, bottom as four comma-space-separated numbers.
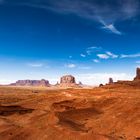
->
80, 54, 86, 58
86, 46, 101, 55
65, 64, 76, 68
79, 46, 101, 60
106, 51, 118, 58
93, 59, 100, 63
97, 54, 110, 59
81, 44, 119, 61
27, 63, 44, 68
96, 52, 140, 59
102, 23, 122, 35
2, 0, 139, 34
120, 53, 140, 58
97, 51, 118, 59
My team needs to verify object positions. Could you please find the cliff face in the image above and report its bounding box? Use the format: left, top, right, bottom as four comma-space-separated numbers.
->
59, 75, 79, 87
11, 79, 50, 87
134, 68, 140, 81
60, 75, 76, 84
109, 78, 113, 84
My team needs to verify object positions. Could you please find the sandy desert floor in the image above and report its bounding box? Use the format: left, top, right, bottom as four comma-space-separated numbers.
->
0, 85, 140, 140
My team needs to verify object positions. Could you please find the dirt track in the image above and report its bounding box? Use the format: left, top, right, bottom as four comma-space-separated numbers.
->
0, 86, 139, 140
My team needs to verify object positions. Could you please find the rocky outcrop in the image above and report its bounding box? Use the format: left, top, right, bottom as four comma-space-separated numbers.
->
99, 84, 104, 87
134, 68, 140, 81
78, 81, 83, 85
59, 75, 78, 87
60, 75, 76, 84
11, 79, 50, 87
109, 78, 113, 84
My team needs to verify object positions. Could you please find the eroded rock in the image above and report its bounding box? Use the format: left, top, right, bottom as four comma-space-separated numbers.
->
134, 68, 140, 80
109, 78, 113, 84
11, 79, 50, 87
60, 75, 76, 84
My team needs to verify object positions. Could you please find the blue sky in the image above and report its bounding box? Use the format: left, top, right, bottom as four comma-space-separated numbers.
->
0, 0, 140, 85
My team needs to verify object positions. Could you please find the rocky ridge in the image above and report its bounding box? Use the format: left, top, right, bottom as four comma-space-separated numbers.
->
10, 79, 50, 87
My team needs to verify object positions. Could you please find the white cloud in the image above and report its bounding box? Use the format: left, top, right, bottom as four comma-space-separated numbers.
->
80, 54, 86, 57
84, 46, 118, 60
76, 73, 133, 86
27, 63, 44, 68
102, 23, 122, 35
86, 46, 101, 55
120, 53, 140, 58
106, 51, 118, 58
65, 64, 76, 68
4, 0, 139, 34
97, 51, 118, 59
93, 59, 100, 63
97, 54, 110, 59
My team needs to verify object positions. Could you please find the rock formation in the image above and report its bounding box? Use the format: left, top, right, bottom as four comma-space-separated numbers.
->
59, 75, 77, 87
134, 67, 140, 81
78, 81, 83, 85
10, 79, 50, 87
109, 78, 113, 84
60, 75, 76, 84
99, 84, 103, 87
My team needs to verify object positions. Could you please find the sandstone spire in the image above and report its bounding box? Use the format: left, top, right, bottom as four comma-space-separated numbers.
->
134, 68, 140, 80
109, 78, 113, 84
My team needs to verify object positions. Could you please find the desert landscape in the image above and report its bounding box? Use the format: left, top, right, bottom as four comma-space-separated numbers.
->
0, 68, 140, 140
0, 0, 140, 140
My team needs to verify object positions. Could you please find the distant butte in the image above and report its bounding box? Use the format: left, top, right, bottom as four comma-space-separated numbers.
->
109, 78, 113, 84
104, 67, 140, 88
7, 67, 140, 88
134, 67, 140, 81
10, 79, 50, 87
59, 75, 79, 87
60, 75, 76, 87
60, 75, 76, 84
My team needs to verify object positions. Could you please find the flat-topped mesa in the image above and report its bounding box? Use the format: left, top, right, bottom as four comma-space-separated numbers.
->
134, 68, 140, 81
11, 79, 50, 87
60, 75, 77, 87
60, 75, 76, 84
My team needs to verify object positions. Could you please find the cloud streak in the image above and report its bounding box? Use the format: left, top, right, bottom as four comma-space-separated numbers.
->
102, 23, 122, 35
27, 63, 44, 68
86, 46, 101, 55
2, 0, 140, 34
93, 59, 100, 63
65, 64, 76, 68
120, 53, 140, 58
97, 51, 118, 59
97, 54, 110, 59
80, 54, 86, 58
